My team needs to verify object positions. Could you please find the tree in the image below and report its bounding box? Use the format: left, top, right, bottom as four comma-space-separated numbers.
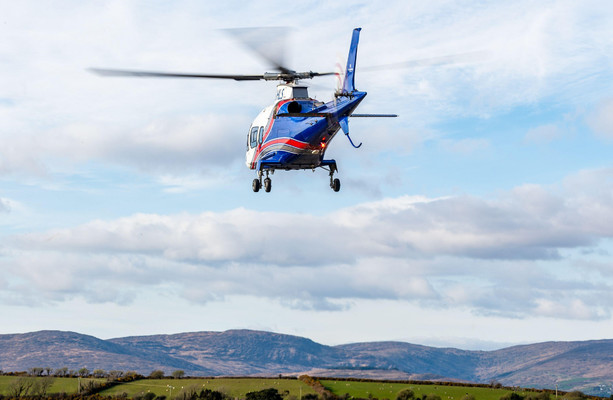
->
246, 388, 284, 400
32, 377, 56, 396
108, 370, 125, 380
526, 392, 550, 400
28, 367, 44, 376
199, 389, 227, 400
8, 377, 36, 397
54, 367, 69, 377
500, 393, 525, 400
172, 370, 185, 379
562, 392, 587, 400
78, 367, 90, 377
93, 369, 107, 378
125, 371, 140, 379
150, 369, 165, 379
397, 390, 415, 400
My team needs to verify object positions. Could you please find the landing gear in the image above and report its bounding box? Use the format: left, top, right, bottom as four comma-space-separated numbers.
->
327, 162, 341, 192
253, 169, 272, 193
331, 178, 341, 192
252, 178, 261, 192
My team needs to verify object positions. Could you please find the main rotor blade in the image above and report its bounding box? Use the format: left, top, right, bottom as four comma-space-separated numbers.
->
222, 27, 294, 74
361, 50, 489, 72
89, 68, 336, 82
88, 68, 265, 81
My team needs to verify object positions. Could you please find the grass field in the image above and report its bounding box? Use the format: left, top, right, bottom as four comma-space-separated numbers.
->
0, 376, 556, 400
99, 378, 317, 399
320, 380, 524, 400
0, 376, 104, 395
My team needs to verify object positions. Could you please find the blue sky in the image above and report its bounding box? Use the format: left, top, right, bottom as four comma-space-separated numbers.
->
1, 0, 613, 350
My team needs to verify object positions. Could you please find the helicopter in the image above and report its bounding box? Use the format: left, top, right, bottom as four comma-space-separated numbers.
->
90, 28, 397, 193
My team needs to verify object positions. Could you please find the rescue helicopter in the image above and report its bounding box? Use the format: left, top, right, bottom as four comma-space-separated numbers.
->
91, 28, 396, 192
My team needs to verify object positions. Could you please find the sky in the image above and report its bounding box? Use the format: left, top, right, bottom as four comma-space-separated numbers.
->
1, 0, 613, 351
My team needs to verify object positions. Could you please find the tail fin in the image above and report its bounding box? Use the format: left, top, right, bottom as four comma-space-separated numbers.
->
340, 28, 361, 94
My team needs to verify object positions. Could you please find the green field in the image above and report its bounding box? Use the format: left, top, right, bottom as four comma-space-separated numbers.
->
100, 378, 317, 399
320, 380, 524, 400
0, 376, 104, 395
0, 376, 559, 400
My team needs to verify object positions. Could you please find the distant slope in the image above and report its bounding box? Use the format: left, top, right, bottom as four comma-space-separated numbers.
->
336, 340, 613, 395
0, 330, 210, 374
0, 330, 612, 396
479, 340, 613, 391
109, 329, 352, 375
336, 342, 482, 381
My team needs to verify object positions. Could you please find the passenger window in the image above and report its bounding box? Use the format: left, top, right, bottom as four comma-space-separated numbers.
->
258, 127, 264, 145
250, 127, 258, 148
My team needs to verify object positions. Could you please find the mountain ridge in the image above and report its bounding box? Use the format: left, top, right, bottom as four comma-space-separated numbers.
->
1, 330, 611, 396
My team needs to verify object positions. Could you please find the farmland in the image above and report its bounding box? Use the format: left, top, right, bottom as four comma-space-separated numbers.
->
0, 375, 587, 400
99, 378, 316, 399
0, 376, 104, 395
321, 379, 518, 400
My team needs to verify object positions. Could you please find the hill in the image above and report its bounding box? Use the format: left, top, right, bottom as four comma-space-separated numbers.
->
0, 330, 611, 396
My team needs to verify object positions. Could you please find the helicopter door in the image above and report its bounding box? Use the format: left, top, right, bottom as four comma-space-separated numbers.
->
245, 126, 259, 167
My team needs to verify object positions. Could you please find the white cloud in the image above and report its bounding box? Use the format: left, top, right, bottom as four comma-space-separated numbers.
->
3, 168, 613, 319
11, 168, 613, 264
524, 123, 560, 144
0, 198, 10, 213
587, 98, 613, 140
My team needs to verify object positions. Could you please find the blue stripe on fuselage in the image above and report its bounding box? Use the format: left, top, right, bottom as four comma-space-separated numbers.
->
258, 92, 367, 169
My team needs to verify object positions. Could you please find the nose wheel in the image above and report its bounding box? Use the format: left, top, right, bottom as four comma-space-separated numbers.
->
253, 170, 272, 193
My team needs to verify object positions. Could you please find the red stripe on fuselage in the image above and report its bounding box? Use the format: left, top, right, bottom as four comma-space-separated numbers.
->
250, 99, 301, 169
264, 137, 309, 149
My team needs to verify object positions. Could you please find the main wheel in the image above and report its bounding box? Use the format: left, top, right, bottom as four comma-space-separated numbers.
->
252, 178, 261, 192
332, 178, 341, 192
264, 177, 272, 192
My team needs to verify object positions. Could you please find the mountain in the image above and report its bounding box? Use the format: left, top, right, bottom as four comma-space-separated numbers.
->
109, 330, 354, 375
0, 330, 210, 374
0, 330, 611, 396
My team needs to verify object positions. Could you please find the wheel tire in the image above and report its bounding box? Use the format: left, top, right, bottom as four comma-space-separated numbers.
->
264, 178, 272, 192
332, 178, 341, 192
252, 179, 261, 192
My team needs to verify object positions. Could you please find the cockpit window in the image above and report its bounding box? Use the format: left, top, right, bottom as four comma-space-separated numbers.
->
249, 126, 259, 148
293, 87, 308, 98
258, 127, 264, 145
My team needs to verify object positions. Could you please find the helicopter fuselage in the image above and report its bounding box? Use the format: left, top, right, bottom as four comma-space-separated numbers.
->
246, 83, 366, 172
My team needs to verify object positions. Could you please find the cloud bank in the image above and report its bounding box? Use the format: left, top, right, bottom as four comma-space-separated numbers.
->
3, 168, 612, 318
